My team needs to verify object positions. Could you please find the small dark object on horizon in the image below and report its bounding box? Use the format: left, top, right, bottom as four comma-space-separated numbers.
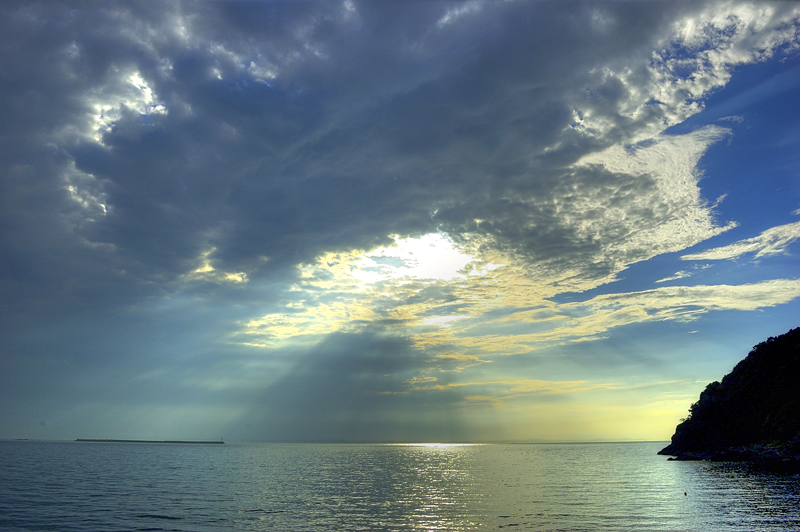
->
76, 439, 225, 444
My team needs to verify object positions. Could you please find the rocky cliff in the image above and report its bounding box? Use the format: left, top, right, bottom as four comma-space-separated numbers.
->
659, 327, 800, 470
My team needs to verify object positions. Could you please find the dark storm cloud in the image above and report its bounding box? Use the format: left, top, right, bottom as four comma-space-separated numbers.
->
0, 0, 726, 318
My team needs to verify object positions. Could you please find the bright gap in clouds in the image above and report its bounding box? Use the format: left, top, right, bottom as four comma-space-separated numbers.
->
243, 232, 502, 346
351, 233, 484, 284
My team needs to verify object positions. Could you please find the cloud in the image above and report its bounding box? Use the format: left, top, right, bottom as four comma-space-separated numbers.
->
2, 0, 796, 311
1, 1, 799, 441
656, 271, 693, 284
235, 218, 800, 373
573, 278, 800, 326
437, 1, 482, 28
681, 220, 800, 260
482, 278, 800, 347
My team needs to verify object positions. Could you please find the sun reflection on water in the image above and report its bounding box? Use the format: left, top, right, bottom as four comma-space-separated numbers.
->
368, 443, 486, 530
392, 443, 479, 447
5, 442, 799, 531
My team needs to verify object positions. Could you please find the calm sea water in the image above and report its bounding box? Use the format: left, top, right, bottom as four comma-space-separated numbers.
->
1, 440, 799, 531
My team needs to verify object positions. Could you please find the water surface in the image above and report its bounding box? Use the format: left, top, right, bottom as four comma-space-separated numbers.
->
1, 441, 798, 531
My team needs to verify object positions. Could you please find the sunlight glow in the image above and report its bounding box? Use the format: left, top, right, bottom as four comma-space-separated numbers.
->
184, 248, 248, 284
422, 315, 469, 328
89, 71, 167, 143
351, 233, 475, 284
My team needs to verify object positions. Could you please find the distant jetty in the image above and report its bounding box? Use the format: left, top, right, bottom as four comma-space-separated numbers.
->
76, 439, 224, 444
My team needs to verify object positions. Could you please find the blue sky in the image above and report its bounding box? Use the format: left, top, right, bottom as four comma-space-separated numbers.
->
1, 1, 799, 443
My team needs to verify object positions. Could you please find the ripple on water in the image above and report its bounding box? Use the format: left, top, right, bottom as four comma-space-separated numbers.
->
1, 441, 799, 531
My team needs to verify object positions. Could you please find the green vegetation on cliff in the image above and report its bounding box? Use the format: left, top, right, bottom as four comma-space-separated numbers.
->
659, 327, 800, 466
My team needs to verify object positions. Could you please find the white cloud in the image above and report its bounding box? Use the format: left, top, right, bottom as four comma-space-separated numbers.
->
682, 220, 800, 261
572, 3, 800, 144
655, 271, 692, 284
88, 70, 168, 144
718, 115, 744, 123
422, 315, 469, 328
62, 161, 108, 220
584, 278, 800, 316
545, 278, 800, 345
455, 279, 800, 353
560, 126, 736, 288
437, 1, 482, 28
352, 233, 477, 284
183, 248, 249, 285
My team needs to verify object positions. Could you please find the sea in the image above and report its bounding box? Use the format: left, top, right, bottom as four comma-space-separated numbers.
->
1, 440, 799, 531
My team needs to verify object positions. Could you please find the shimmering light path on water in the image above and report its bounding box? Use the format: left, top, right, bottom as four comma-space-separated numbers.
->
1, 441, 799, 531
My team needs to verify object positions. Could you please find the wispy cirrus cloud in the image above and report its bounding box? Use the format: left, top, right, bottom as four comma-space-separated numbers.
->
682, 220, 800, 261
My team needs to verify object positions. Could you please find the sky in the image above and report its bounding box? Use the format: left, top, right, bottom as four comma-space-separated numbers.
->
1, 0, 799, 443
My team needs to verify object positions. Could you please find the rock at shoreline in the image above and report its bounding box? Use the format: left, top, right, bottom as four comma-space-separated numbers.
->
659, 327, 800, 471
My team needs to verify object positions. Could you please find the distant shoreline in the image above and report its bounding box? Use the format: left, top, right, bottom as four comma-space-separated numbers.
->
76, 439, 224, 444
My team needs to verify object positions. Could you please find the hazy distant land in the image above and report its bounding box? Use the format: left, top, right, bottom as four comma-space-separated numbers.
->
76, 439, 224, 444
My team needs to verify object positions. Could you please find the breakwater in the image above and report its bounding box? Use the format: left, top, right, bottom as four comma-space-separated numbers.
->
76, 439, 224, 444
